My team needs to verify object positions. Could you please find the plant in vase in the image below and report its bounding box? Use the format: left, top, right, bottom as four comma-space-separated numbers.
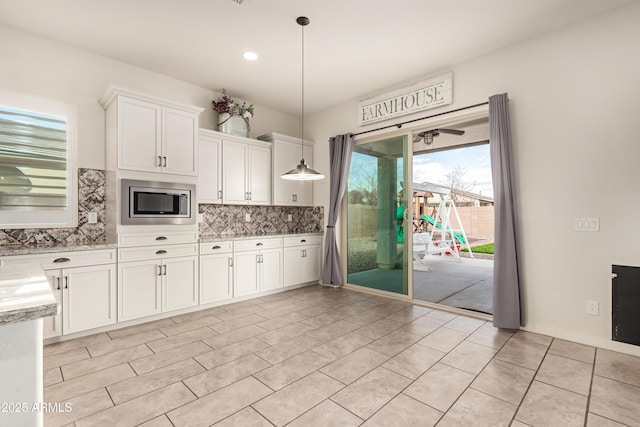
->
212, 91, 254, 137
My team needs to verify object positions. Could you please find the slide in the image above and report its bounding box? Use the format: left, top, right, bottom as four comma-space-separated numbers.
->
420, 215, 467, 244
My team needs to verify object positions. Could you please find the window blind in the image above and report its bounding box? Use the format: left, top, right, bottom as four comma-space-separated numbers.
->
0, 106, 68, 210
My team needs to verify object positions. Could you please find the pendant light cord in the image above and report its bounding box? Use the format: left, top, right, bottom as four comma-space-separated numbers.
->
300, 18, 305, 162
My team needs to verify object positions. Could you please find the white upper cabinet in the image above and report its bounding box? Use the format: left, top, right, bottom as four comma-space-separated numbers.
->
101, 86, 203, 176
222, 135, 272, 205
198, 129, 223, 203
259, 132, 314, 206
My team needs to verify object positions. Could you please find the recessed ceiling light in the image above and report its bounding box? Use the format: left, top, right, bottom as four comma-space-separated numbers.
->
243, 51, 258, 61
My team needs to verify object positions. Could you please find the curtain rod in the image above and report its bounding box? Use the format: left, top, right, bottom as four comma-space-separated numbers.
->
353, 101, 489, 136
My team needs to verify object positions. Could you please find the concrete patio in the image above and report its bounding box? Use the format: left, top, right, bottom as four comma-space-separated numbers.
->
413, 256, 493, 315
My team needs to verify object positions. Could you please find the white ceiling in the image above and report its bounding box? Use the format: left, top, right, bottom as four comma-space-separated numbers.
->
0, 0, 632, 116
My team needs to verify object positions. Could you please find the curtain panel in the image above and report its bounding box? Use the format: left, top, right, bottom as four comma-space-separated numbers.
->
489, 93, 523, 329
321, 133, 355, 286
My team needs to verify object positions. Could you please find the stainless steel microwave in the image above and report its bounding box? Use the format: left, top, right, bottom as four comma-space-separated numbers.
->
121, 179, 196, 225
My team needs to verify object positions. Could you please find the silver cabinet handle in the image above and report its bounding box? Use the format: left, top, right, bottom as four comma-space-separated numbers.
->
53, 257, 70, 263
162, 156, 167, 167
218, 190, 223, 199
158, 265, 163, 276
155, 250, 167, 255
155, 236, 168, 241
212, 245, 221, 250
248, 192, 252, 200
163, 265, 167, 276
64, 276, 69, 289
228, 257, 233, 267
55, 277, 61, 290
256, 242, 263, 246
158, 155, 163, 167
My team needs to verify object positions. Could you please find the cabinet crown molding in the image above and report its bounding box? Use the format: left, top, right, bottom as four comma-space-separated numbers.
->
258, 132, 314, 146
99, 85, 204, 114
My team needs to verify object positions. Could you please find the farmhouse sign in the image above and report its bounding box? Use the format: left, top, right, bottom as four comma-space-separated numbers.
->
357, 72, 453, 126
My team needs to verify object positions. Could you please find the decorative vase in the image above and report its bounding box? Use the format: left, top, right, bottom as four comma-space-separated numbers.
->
218, 112, 250, 137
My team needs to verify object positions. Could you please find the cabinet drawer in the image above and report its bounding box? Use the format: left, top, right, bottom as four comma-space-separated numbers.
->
234, 237, 282, 252
119, 243, 198, 262
283, 235, 322, 247
118, 232, 198, 247
1, 249, 116, 269
199, 241, 233, 255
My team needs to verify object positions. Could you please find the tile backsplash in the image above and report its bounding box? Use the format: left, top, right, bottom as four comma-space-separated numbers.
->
0, 168, 324, 247
199, 204, 324, 239
0, 168, 107, 247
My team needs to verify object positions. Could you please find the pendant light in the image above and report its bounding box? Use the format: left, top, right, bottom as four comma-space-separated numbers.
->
281, 16, 325, 181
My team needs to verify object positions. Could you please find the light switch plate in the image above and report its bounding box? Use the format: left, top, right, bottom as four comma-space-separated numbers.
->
245, 213, 251, 222
87, 212, 98, 224
574, 217, 599, 232
287, 214, 293, 222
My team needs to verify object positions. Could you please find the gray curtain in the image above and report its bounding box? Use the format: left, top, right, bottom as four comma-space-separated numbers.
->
489, 93, 523, 329
321, 133, 355, 286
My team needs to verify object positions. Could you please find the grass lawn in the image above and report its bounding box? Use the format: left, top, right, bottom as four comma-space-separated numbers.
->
462, 243, 494, 254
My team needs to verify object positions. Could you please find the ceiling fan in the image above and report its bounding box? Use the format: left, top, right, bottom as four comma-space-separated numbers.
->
413, 128, 465, 144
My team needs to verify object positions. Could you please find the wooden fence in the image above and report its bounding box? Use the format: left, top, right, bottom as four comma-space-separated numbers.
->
348, 204, 494, 240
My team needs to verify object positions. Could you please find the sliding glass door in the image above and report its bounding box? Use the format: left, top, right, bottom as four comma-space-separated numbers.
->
345, 135, 410, 296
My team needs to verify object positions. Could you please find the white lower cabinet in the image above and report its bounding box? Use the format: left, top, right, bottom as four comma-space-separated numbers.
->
283, 235, 322, 286
0, 249, 117, 337
58, 264, 117, 334
43, 270, 63, 338
118, 243, 198, 322
233, 237, 282, 297
199, 241, 233, 304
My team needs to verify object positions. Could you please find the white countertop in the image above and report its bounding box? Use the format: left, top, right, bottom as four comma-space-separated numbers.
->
0, 263, 57, 325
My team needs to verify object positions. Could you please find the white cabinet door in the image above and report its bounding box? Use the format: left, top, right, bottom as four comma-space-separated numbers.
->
118, 97, 162, 173
273, 140, 297, 205
294, 144, 315, 206
234, 251, 259, 297
283, 247, 302, 287
247, 144, 272, 205
273, 140, 313, 206
223, 140, 248, 204
118, 260, 162, 322
163, 256, 198, 312
63, 264, 117, 334
301, 245, 322, 283
162, 107, 197, 176
198, 131, 222, 203
200, 253, 233, 304
43, 270, 62, 338
261, 248, 283, 291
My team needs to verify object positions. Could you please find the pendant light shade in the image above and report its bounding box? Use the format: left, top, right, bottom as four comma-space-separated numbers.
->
281, 158, 324, 180
281, 16, 324, 181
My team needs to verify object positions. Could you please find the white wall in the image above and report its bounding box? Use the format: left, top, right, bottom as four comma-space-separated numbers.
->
0, 25, 300, 170
307, 2, 640, 356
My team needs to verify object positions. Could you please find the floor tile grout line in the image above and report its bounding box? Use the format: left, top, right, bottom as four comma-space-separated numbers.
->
583, 349, 597, 427
507, 335, 555, 425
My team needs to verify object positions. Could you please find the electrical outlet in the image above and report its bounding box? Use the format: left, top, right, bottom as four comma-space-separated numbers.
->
245, 213, 251, 222
575, 217, 600, 232
586, 300, 599, 316
87, 212, 98, 224
287, 214, 293, 222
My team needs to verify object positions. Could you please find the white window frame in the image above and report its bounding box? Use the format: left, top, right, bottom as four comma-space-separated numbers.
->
0, 89, 77, 228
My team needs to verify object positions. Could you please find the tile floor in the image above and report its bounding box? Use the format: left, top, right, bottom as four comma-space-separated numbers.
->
42, 285, 640, 426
